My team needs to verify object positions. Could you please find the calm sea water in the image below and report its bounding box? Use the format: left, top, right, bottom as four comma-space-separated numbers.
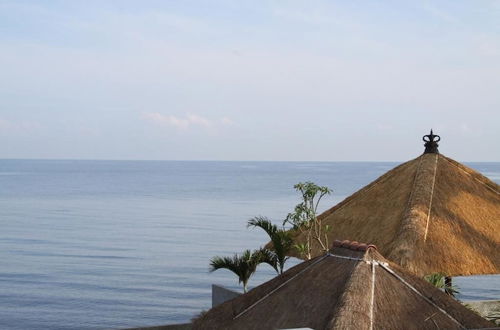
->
0, 159, 498, 329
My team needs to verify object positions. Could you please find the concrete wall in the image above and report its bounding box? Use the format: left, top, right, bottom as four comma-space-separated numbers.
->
127, 323, 191, 330
212, 284, 241, 307
464, 300, 500, 325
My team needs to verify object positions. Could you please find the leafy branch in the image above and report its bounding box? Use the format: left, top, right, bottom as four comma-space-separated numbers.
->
283, 182, 332, 259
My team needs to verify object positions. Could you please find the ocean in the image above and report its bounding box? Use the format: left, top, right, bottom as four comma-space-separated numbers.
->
0, 159, 498, 329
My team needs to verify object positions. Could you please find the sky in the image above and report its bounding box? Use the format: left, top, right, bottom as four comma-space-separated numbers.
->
0, 0, 499, 161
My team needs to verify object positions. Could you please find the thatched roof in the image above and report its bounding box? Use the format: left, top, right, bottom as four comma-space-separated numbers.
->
192, 241, 493, 330
290, 152, 500, 276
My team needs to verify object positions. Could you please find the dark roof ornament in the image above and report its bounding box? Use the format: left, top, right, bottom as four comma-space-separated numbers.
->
423, 129, 440, 154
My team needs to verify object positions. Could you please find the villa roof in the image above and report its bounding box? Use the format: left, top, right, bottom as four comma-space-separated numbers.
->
193, 241, 493, 330
290, 132, 500, 276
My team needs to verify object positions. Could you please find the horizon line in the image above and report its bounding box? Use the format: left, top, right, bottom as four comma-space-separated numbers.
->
1, 157, 499, 163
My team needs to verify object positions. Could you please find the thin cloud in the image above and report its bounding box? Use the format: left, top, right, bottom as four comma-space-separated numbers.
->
144, 113, 233, 130
0, 117, 41, 133
220, 117, 234, 126
144, 113, 190, 129
186, 114, 211, 128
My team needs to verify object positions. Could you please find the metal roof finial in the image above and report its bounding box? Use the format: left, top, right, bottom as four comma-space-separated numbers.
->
423, 129, 440, 154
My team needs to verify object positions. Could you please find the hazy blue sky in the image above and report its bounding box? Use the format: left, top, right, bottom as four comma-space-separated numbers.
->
1, 1, 499, 161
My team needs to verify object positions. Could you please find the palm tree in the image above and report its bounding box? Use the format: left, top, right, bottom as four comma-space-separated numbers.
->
424, 273, 459, 296
209, 248, 274, 293
247, 216, 293, 274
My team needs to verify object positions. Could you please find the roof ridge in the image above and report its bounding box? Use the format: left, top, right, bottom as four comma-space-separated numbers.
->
327, 252, 373, 329
378, 262, 466, 329
387, 153, 439, 272
332, 239, 377, 252
423, 154, 439, 242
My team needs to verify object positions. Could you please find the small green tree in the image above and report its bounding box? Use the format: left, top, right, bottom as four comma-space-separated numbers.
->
283, 182, 332, 259
209, 248, 274, 293
247, 216, 293, 274
424, 273, 459, 296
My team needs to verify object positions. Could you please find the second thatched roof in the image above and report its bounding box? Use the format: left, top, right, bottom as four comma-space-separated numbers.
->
290, 152, 500, 277
193, 241, 493, 330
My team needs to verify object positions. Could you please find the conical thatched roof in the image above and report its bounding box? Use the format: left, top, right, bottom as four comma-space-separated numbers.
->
193, 241, 493, 330
291, 149, 500, 277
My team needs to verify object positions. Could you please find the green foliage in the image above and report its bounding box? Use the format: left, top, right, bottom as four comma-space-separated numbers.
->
209, 248, 273, 293
293, 243, 309, 259
256, 246, 280, 273
283, 181, 332, 259
211, 182, 332, 292
424, 273, 459, 296
247, 216, 293, 274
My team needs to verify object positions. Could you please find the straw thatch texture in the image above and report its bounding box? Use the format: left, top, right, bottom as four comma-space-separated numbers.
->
387, 153, 438, 272
286, 156, 420, 258
393, 154, 500, 276
194, 254, 354, 330
290, 153, 500, 276
192, 243, 493, 330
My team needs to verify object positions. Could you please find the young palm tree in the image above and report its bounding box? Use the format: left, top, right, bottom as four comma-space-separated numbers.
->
209, 248, 274, 293
424, 273, 459, 296
247, 216, 293, 274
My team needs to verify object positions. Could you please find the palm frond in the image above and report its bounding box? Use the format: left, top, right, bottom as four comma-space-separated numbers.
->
209, 249, 269, 292
248, 216, 293, 274
209, 255, 242, 281
255, 248, 278, 273
247, 216, 277, 236
424, 273, 459, 296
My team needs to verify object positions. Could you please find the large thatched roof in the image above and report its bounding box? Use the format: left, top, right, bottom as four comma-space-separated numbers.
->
193, 241, 493, 330
290, 151, 500, 277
